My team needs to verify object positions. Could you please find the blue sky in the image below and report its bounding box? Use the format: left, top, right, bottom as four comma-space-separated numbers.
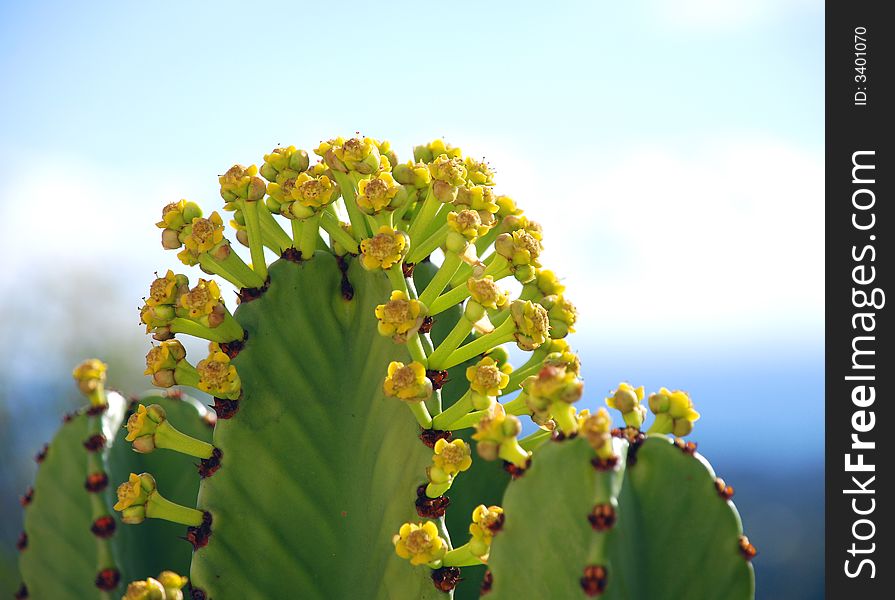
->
0, 0, 824, 459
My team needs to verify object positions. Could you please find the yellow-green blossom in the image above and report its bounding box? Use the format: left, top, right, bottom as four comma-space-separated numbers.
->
156, 200, 202, 232
466, 276, 508, 310
196, 343, 241, 398
463, 157, 496, 186
540, 294, 577, 338
122, 577, 166, 600
357, 172, 400, 214
495, 229, 543, 268
146, 270, 188, 307
177, 212, 225, 265
72, 359, 107, 396
392, 160, 432, 188
580, 407, 614, 458
383, 361, 432, 402
144, 340, 186, 387
466, 357, 511, 397
393, 521, 447, 566
447, 210, 490, 242
648, 387, 700, 436
469, 505, 504, 558
360, 226, 408, 270
431, 438, 473, 479
219, 164, 265, 203
374, 291, 425, 339
290, 172, 338, 209
178, 279, 223, 320
509, 300, 550, 350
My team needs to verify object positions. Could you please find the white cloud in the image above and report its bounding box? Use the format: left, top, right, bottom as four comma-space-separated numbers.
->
464, 135, 824, 347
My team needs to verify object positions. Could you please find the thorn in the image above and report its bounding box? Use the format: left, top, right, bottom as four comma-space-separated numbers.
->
591, 455, 619, 472
425, 369, 449, 391
83, 434, 106, 452
673, 437, 697, 455
402, 262, 416, 278
190, 587, 208, 600
580, 565, 608, 597
185, 511, 213, 550
91, 515, 116, 539
431, 566, 462, 593
84, 472, 109, 493
419, 428, 452, 448
238, 279, 270, 303
211, 397, 240, 419
480, 569, 493, 596
503, 459, 530, 479
415, 484, 450, 518
14, 583, 27, 599
281, 247, 303, 263
16, 531, 27, 551
588, 503, 617, 531
94, 568, 120, 591
419, 315, 433, 334
197, 448, 223, 478
739, 535, 757, 561
35, 444, 49, 464
219, 332, 248, 359
86, 403, 109, 416
715, 477, 735, 500
20, 487, 34, 507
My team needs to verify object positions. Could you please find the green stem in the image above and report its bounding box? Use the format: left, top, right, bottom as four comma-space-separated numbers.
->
407, 334, 428, 366
145, 492, 205, 526
299, 214, 320, 259
443, 544, 485, 568
387, 265, 409, 293
407, 185, 439, 244
502, 395, 531, 417
154, 421, 214, 459
198, 253, 247, 289
169, 317, 241, 344
427, 316, 473, 370
447, 408, 489, 430
421, 202, 452, 241
505, 347, 549, 391
519, 429, 552, 451
648, 413, 674, 434
320, 211, 359, 254
475, 226, 502, 256
333, 171, 369, 239
207, 249, 265, 289
408, 401, 433, 429
498, 438, 530, 468
551, 402, 579, 435
173, 361, 199, 389
406, 222, 450, 264
428, 282, 473, 315
418, 252, 463, 308
431, 391, 473, 430
425, 480, 453, 498
291, 219, 303, 247
240, 200, 268, 281
436, 318, 516, 371
257, 205, 292, 253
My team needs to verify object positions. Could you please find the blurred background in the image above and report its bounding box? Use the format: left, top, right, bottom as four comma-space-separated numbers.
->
0, 1, 823, 597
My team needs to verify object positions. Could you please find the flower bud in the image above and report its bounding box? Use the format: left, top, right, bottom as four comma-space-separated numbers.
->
383, 361, 433, 403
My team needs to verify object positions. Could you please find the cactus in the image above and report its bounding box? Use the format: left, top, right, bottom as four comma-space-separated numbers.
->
14, 136, 755, 599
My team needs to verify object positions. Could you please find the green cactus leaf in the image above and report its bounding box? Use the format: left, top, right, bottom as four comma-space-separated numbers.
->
19, 393, 128, 599
486, 436, 754, 599
107, 393, 213, 586
189, 254, 448, 599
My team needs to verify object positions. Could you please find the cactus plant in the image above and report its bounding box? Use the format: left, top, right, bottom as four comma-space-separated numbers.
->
14, 136, 755, 599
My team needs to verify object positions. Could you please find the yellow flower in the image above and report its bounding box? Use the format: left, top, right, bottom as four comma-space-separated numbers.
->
580, 407, 614, 457
72, 359, 107, 393
196, 344, 241, 398
432, 438, 473, 477
428, 154, 467, 185
456, 185, 499, 215
534, 270, 565, 296
393, 521, 447, 566
393, 160, 431, 188
495, 229, 543, 268
314, 137, 346, 157
157, 571, 189, 597
125, 404, 166, 446
469, 505, 504, 558
447, 210, 490, 241
178, 279, 222, 319
146, 270, 188, 307
543, 348, 581, 375
261, 145, 309, 183
219, 164, 265, 203
495, 195, 521, 218
144, 340, 185, 376
522, 365, 583, 419
290, 172, 338, 209
334, 137, 374, 163
509, 300, 550, 351
472, 403, 519, 446
383, 361, 432, 402
466, 357, 510, 397
606, 382, 645, 413
428, 139, 463, 160
360, 226, 408, 271
541, 294, 577, 338
123, 577, 166, 600
374, 290, 425, 339
357, 172, 399, 214
464, 157, 496, 186
179, 212, 225, 265
156, 199, 202, 231
113, 473, 146, 511
466, 277, 508, 310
